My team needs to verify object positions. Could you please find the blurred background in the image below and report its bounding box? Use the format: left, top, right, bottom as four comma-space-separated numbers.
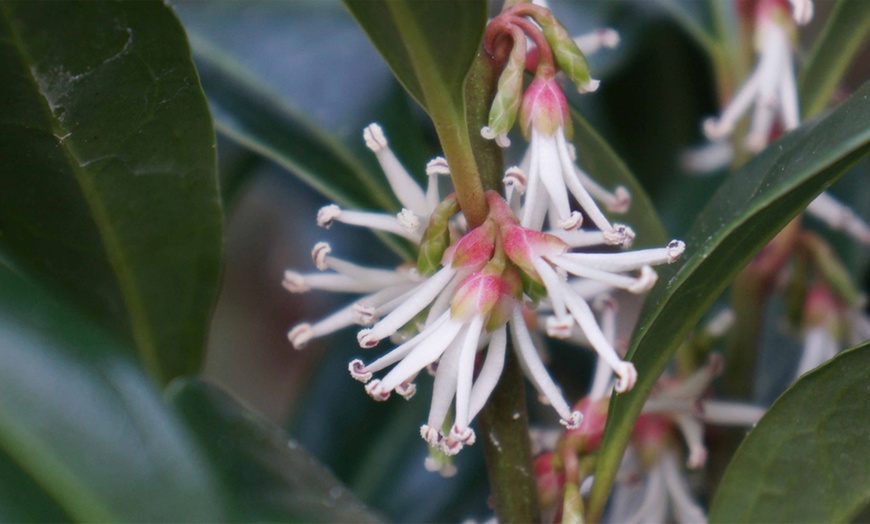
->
172, 1, 870, 520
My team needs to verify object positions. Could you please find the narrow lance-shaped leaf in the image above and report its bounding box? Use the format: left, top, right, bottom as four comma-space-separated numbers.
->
710, 342, 870, 523
168, 379, 384, 523
344, 0, 490, 226
587, 80, 870, 521
799, 0, 870, 118
342, 0, 486, 116
188, 34, 397, 213
0, 2, 222, 382
0, 261, 225, 522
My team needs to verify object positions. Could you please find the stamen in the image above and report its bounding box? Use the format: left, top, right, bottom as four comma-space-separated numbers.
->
420, 424, 442, 447
796, 326, 838, 377
660, 450, 708, 524
503, 166, 527, 195
425, 324, 467, 440
603, 224, 636, 247
348, 359, 372, 383
316, 206, 421, 241
312, 242, 331, 270
396, 379, 417, 400
360, 266, 457, 345
545, 315, 574, 339
620, 456, 668, 524
534, 258, 569, 319
363, 123, 429, 216
510, 309, 582, 428
453, 317, 485, 431
425, 157, 450, 176
699, 400, 766, 426
364, 379, 390, 401
789, 0, 814, 24
288, 323, 313, 349
555, 131, 615, 232
378, 315, 464, 392
317, 204, 341, 228
546, 229, 607, 248
555, 241, 685, 272
703, 72, 762, 140
557, 211, 584, 230
673, 414, 708, 469
282, 271, 309, 293
397, 208, 421, 234
806, 192, 870, 245
468, 326, 507, 421
574, 28, 620, 55
562, 289, 638, 392
352, 303, 377, 326
550, 256, 658, 294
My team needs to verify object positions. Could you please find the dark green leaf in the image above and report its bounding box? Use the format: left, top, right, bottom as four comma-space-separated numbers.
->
189, 37, 396, 213
799, 0, 870, 118
343, 0, 487, 116
653, 0, 718, 53
710, 343, 870, 523
571, 109, 669, 247
587, 80, 870, 521
168, 378, 384, 523
0, 2, 222, 382
0, 261, 224, 522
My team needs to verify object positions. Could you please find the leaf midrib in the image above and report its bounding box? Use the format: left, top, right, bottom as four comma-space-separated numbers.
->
0, 5, 162, 378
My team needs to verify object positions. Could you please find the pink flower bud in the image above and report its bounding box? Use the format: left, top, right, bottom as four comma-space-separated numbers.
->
502, 223, 568, 277
563, 396, 610, 453
534, 452, 565, 511
450, 271, 503, 321
446, 221, 496, 270
519, 76, 570, 138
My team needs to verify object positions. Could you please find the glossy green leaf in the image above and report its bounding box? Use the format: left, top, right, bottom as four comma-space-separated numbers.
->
168, 378, 384, 523
345, 0, 491, 226
189, 35, 397, 213
799, 0, 870, 118
0, 261, 224, 522
343, 0, 486, 117
710, 342, 870, 523
0, 2, 222, 382
587, 80, 870, 521
570, 109, 669, 247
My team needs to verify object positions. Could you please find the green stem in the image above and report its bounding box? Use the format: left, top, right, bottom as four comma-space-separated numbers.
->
466, 47, 539, 522
384, 1, 489, 227
478, 351, 541, 523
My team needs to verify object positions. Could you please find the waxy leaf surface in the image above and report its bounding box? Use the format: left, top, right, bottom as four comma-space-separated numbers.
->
168, 378, 384, 523
0, 261, 224, 522
343, 0, 487, 116
709, 342, 870, 523
0, 2, 222, 381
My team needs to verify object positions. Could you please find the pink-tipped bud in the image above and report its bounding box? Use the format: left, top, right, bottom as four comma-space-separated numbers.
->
564, 396, 610, 453
804, 283, 840, 328
502, 224, 569, 277
534, 452, 565, 511
447, 221, 497, 270
519, 76, 570, 139
451, 271, 503, 321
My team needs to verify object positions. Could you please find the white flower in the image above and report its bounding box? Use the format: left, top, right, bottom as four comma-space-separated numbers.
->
703, 0, 799, 152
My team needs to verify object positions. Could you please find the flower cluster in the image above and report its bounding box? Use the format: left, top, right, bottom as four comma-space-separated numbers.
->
534, 351, 765, 523
283, 5, 686, 470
